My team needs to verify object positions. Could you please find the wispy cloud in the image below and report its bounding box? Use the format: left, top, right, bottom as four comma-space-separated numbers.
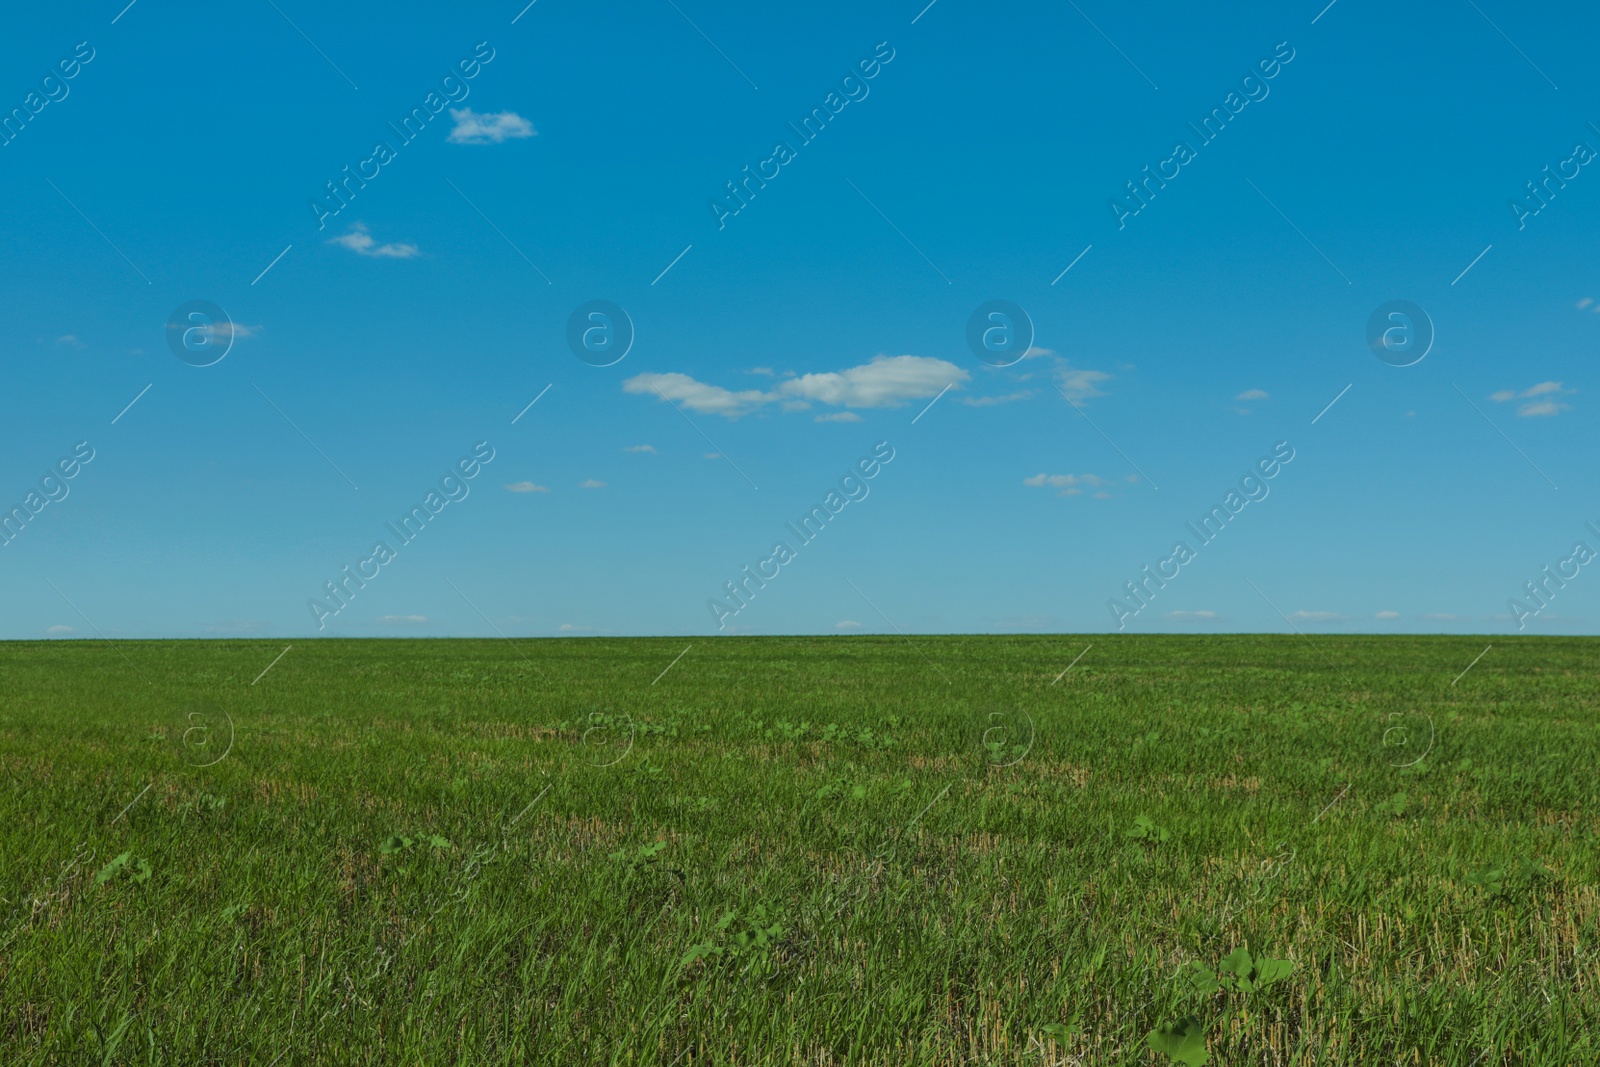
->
1491, 380, 1573, 416
1023, 472, 1110, 498
963, 390, 1035, 407
835, 620, 862, 630
1235, 389, 1270, 401
580, 479, 606, 489
45, 624, 74, 634
1055, 364, 1112, 400
1289, 610, 1346, 622
623, 444, 656, 453
504, 481, 550, 493
55, 334, 85, 349
328, 222, 420, 259
447, 108, 536, 145
376, 614, 427, 623
1165, 610, 1218, 620
815, 412, 861, 423
624, 355, 967, 418
1375, 610, 1400, 620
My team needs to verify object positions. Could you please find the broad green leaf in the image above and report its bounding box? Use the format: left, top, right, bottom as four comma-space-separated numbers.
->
1147, 1016, 1209, 1066
96, 852, 131, 885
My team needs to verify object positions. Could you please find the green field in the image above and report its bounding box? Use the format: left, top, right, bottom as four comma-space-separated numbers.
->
1, 635, 1595, 1065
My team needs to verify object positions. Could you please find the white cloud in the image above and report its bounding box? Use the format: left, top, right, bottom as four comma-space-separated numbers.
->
1491, 381, 1573, 416
1289, 611, 1346, 622
702, 452, 721, 459
1024, 473, 1109, 498
1021, 346, 1055, 359
963, 390, 1035, 407
1055, 364, 1112, 400
45, 624, 74, 634
55, 334, 85, 349
625, 355, 966, 418
559, 623, 612, 634
623, 444, 656, 453
623, 372, 773, 417
376, 615, 427, 623
328, 222, 420, 259
778, 355, 967, 408
745, 366, 776, 376
1165, 610, 1218, 620
1235, 389, 1270, 401
446, 108, 536, 145
815, 412, 861, 423
1375, 610, 1401, 620
835, 620, 862, 629
580, 479, 606, 489
504, 481, 549, 493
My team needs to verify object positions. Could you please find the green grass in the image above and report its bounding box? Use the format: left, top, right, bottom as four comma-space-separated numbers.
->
1, 635, 1595, 1065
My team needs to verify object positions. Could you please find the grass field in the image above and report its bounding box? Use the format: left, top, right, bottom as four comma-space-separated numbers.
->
0, 635, 1595, 1065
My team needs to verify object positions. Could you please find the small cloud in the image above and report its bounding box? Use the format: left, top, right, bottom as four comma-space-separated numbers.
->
1579, 298, 1593, 309
558, 623, 613, 634
623, 444, 657, 453
962, 390, 1035, 407
815, 412, 862, 423
376, 615, 427, 623
1491, 381, 1574, 416
1422, 613, 1468, 622
1055, 364, 1112, 400
1375, 610, 1401, 620
835, 620, 862, 630
55, 334, 85, 349
1024, 473, 1109, 498
1165, 610, 1218, 620
745, 367, 776, 376
45, 624, 74, 634
1235, 389, 1270, 401
504, 481, 550, 493
328, 222, 420, 259
580, 479, 606, 489
447, 108, 536, 145
1289, 611, 1346, 622
625, 355, 967, 418
703, 452, 721, 459
1021, 346, 1055, 359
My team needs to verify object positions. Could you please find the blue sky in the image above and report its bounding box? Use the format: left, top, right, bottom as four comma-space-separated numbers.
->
3, 0, 1599, 640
